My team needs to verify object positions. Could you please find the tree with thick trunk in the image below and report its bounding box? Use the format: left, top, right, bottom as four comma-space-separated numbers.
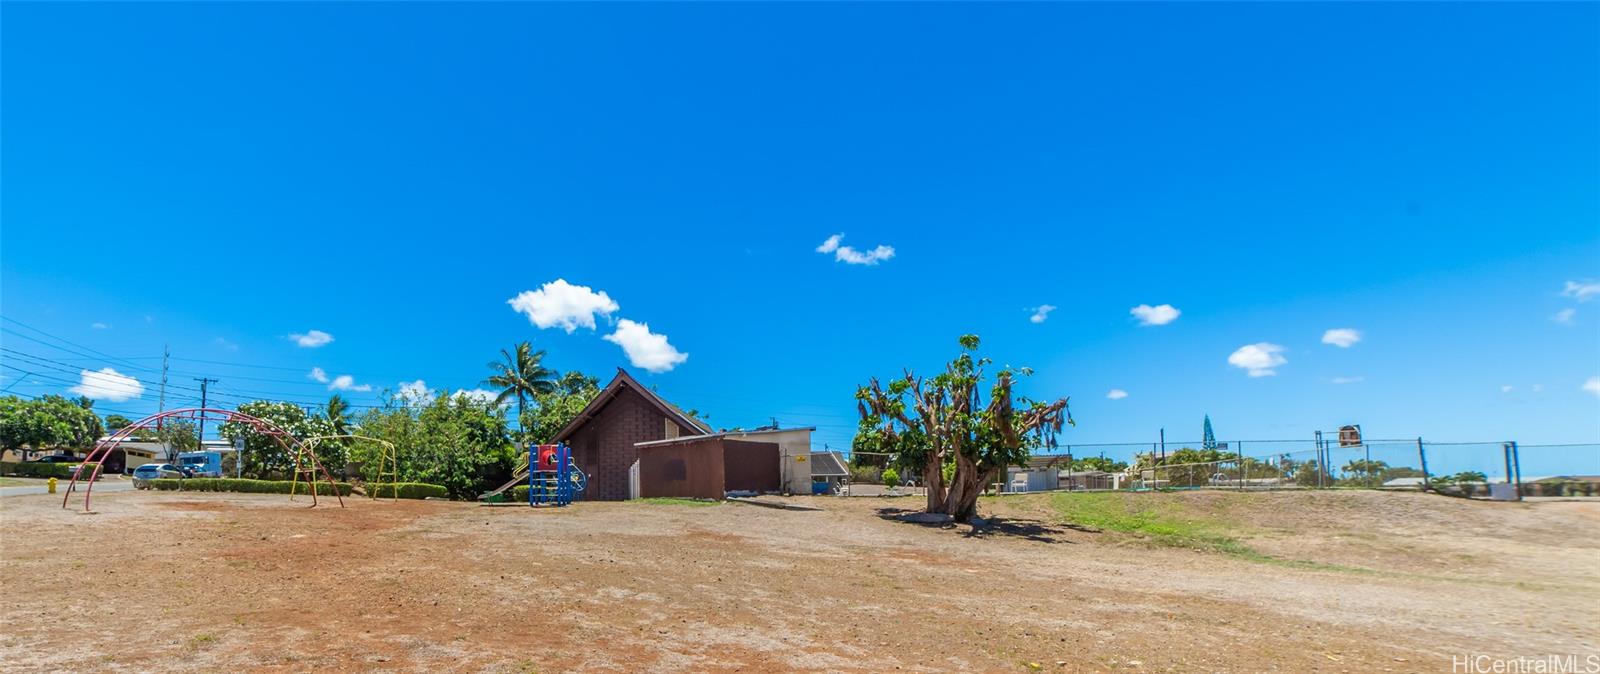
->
855, 335, 1071, 523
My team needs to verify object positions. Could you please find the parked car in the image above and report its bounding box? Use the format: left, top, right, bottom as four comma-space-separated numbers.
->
33, 454, 80, 464
132, 463, 190, 487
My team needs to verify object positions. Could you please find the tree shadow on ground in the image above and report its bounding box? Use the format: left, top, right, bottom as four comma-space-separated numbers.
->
874, 507, 1093, 544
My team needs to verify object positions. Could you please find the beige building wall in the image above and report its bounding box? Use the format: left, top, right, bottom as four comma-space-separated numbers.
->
724, 428, 813, 494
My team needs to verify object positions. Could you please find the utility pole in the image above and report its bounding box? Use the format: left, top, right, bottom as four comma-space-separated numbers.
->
194, 377, 218, 444
158, 345, 170, 413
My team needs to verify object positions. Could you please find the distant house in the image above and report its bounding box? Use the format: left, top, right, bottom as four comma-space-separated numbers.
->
808, 451, 849, 494
1003, 455, 1123, 492
1005, 454, 1073, 492
553, 369, 714, 501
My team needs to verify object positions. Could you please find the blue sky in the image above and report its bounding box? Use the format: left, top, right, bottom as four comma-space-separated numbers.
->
3, 3, 1597, 468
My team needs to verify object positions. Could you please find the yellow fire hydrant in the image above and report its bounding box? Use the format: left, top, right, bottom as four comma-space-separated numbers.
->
48, 477, 58, 494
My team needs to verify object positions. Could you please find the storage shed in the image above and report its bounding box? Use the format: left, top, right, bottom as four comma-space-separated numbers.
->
634, 436, 781, 500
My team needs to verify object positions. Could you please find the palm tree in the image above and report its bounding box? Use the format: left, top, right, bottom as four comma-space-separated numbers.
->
324, 394, 352, 437
483, 341, 557, 428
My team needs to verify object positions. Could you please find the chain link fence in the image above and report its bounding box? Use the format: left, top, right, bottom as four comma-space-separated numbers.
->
1042, 439, 1600, 500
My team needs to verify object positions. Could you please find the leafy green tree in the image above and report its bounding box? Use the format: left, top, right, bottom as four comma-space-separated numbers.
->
483, 342, 557, 433
1342, 459, 1388, 487
218, 401, 335, 479
410, 393, 516, 499
354, 392, 517, 498
324, 394, 352, 436
105, 414, 134, 431
0, 395, 104, 459
855, 335, 1072, 522
158, 419, 199, 455
351, 399, 421, 483
521, 370, 599, 445
1070, 456, 1128, 473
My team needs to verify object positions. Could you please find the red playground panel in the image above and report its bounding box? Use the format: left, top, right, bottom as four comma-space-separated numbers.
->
536, 444, 560, 472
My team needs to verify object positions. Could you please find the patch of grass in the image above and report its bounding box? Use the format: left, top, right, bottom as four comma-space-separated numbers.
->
192, 634, 217, 645
0, 477, 35, 487
634, 497, 718, 507
1034, 492, 1371, 573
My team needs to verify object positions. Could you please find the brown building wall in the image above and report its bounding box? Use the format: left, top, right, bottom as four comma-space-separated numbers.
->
721, 440, 780, 493
638, 438, 725, 500
566, 387, 699, 501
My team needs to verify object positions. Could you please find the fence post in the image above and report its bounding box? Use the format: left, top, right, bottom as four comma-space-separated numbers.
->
1417, 437, 1430, 490
1502, 442, 1514, 499
1240, 441, 1248, 491
1314, 431, 1324, 489
1364, 443, 1372, 488
1510, 441, 1522, 501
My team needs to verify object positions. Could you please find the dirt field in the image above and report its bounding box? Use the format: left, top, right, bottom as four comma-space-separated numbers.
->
1, 489, 1595, 673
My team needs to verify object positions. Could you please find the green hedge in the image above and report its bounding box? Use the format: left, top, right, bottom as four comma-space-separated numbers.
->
2, 461, 97, 479
366, 482, 449, 500
144, 478, 354, 496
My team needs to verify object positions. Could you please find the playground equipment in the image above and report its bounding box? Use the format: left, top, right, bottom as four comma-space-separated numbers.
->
526, 443, 586, 506
62, 407, 344, 512
291, 434, 398, 501
475, 443, 586, 505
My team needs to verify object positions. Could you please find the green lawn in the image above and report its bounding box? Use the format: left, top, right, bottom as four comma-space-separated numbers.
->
0, 477, 43, 487
1037, 492, 1255, 555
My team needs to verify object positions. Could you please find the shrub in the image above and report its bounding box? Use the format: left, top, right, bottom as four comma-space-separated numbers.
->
882, 467, 901, 489
10, 462, 94, 479
366, 482, 449, 500
849, 465, 882, 485
143, 478, 353, 496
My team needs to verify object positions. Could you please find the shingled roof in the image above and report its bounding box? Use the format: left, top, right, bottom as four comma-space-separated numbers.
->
552, 368, 713, 443
808, 451, 849, 478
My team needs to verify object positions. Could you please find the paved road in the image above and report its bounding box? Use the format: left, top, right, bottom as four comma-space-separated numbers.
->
0, 479, 137, 498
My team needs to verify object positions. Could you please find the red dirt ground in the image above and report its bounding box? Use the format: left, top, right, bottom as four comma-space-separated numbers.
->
1, 489, 1595, 673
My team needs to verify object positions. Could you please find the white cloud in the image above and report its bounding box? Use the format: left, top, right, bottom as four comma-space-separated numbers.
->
507, 279, 620, 333
396, 379, 435, 404
328, 375, 371, 392
1583, 377, 1600, 397
1227, 343, 1287, 378
1561, 280, 1600, 303
1501, 385, 1514, 393
69, 367, 144, 402
1532, 384, 1544, 393
1029, 305, 1057, 324
308, 367, 329, 384
1321, 328, 1362, 348
214, 337, 239, 351
454, 388, 501, 406
1331, 376, 1365, 384
1106, 389, 1128, 400
815, 234, 843, 254
1553, 308, 1576, 324
816, 234, 895, 265
1130, 304, 1180, 326
289, 329, 334, 348
90, 322, 108, 330
603, 319, 688, 373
